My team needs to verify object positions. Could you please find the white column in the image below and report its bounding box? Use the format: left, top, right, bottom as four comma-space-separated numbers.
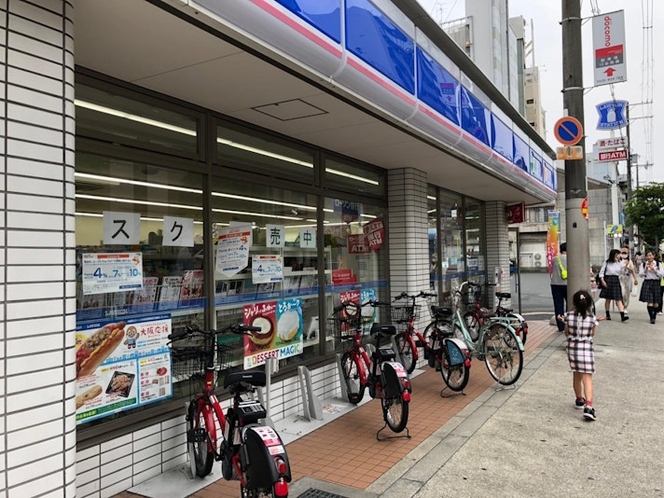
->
1, 1, 76, 496
485, 201, 512, 305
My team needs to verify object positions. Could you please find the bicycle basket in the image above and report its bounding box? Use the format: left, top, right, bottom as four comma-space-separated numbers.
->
328, 317, 358, 342
391, 305, 420, 323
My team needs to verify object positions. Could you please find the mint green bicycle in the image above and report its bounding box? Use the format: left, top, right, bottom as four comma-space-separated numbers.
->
445, 284, 524, 385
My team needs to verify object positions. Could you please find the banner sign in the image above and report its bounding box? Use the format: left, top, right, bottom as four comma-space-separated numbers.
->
592, 10, 626, 87
546, 212, 561, 275
597, 149, 628, 162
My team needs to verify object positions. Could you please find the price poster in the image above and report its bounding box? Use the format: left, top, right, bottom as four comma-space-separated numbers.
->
242, 299, 303, 369
216, 225, 252, 277
252, 255, 284, 284
75, 315, 172, 424
82, 252, 144, 295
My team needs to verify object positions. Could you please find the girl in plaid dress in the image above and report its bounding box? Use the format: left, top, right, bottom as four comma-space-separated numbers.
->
638, 250, 664, 324
558, 290, 599, 421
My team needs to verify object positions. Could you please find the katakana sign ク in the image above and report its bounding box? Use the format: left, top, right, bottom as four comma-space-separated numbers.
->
592, 10, 626, 87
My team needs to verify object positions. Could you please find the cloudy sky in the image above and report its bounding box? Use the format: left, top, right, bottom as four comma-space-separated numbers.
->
415, 0, 661, 183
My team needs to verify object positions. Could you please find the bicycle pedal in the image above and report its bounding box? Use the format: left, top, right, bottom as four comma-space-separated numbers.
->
187, 428, 208, 444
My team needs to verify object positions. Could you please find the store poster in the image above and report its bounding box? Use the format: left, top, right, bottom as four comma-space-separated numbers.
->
75, 315, 172, 424
132, 277, 159, 313
82, 252, 144, 295
242, 298, 303, 369
216, 224, 252, 277
363, 217, 385, 251
338, 289, 377, 333
179, 270, 204, 306
252, 255, 284, 284
158, 276, 183, 311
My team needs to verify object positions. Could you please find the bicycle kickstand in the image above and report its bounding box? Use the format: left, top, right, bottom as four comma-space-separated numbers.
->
376, 424, 411, 442
439, 386, 466, 399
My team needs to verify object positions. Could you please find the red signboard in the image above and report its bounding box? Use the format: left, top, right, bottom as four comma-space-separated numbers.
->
347, 234, 370, 254
332, 269, 357, 286
597, 149, 627, 162
362, 217, 385, 252
505, 202, 525, 224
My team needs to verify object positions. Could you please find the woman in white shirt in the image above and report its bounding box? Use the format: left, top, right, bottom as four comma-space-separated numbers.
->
599, 249, 629, 321
638, 250, 664, 324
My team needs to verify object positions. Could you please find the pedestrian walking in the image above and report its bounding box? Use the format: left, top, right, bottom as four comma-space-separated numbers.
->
618, 248, 639, 312
558, 289, 599, 421
550, 242, 567, 332
598, 249, 629, 321
638, 250, 664, 324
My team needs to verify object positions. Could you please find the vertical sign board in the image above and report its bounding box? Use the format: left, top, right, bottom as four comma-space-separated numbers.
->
592, 11, 626, 87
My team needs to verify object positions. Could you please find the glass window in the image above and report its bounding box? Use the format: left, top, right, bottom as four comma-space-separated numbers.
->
464, 198, 486, 287
209, 177, 321, 370
75, 153, 204, 426
323, 197, 389, 351
439, 190, 464, 300
428, 186, 438, 292
217, 123, 315, 183
324, 157, 385, 197
76, 83, 200, 156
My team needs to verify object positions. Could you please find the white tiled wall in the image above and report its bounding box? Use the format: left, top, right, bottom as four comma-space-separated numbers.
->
485, 201, 512, 306
1, 1, 76, 497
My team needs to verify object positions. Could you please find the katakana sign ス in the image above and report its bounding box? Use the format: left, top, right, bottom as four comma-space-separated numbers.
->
103, 211, 140, 245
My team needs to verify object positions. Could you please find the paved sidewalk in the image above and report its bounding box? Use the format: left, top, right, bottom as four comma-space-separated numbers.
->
368, 304, 664, 498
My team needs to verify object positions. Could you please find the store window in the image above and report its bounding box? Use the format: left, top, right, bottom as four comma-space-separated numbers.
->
217, 122, 315, 183
75, 152, 204, 426
323, 197, 389, 351
439, 190, 464, 297
464, 198, 486, 286
76, 81, 201, 157
210, 176, 321, 370
324, 157, 385, 197
427, 187, 438, 292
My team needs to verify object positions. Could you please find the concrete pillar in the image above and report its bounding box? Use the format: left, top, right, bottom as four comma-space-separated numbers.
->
485, 201, 512, 306
0, 1, 76, 496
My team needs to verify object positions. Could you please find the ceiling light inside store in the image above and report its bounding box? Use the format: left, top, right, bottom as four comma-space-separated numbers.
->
75, 194, 202, 211
75, 211, 203, 224
75, 172, 202, 193
76, 100, 381, 187
212, 208, 301, 220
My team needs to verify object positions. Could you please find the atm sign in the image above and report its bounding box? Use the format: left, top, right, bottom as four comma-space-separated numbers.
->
597, 149, 627, 162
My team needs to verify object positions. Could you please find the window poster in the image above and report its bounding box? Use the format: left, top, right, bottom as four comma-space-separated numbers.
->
179, 270, 204, 307
82, 252, 144, 295
75, 315, 172, 424
216, 224, 252, 277
252, 255, 284, 284
242, 298, 303, 368
158, 276, 183, 311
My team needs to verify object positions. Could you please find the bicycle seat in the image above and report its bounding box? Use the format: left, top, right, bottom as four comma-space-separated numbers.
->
370, 323, 397, 336
496, 292, 511, 299
224, 370, 266, 389
432, 306, 453, 316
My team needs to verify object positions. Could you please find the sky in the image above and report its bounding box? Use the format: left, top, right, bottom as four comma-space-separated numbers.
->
416, 0, 662, 184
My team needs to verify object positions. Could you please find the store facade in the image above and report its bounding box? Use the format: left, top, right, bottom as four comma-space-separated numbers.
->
0, 1, 556, 496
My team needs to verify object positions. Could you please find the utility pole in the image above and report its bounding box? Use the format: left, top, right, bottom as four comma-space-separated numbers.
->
562, 0, 590, 295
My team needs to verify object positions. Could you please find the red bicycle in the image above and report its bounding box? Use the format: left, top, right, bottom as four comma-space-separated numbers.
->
331, 300, 412, 435
169, 323, 291, 498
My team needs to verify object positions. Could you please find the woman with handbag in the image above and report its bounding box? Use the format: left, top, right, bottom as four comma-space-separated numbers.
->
598, 249, 629, 322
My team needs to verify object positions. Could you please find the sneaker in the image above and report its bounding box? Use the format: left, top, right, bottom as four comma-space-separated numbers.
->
583, 406, 596, 421
621, 315, 630, 322
575, 398, 586, 409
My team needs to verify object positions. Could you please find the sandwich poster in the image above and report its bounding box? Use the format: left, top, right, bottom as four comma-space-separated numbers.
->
75, 315, 172, 424
242, 298, 303, 369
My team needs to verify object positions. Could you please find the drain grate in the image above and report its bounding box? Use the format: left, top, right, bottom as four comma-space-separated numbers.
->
298, 488, 349, 498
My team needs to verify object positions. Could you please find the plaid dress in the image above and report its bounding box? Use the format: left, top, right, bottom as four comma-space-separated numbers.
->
564, 311, 598, 374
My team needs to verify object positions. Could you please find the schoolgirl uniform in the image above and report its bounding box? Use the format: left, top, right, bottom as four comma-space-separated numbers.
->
564, 310, 598, 374
639, 260, 664, 323
599, 260, 625, 302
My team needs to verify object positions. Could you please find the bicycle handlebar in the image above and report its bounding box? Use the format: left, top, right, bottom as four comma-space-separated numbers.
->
331, 299, 389, 315
168, 322, 262, 341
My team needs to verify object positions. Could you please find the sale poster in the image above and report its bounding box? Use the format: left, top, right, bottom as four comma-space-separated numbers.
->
75, 315, 172, 424
82, 252, 144, 295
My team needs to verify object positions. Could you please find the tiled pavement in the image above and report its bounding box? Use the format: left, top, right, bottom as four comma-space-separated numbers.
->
114, 320, 556, 498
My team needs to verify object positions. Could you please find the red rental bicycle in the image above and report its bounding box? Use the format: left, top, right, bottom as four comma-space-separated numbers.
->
331, 300, 412, 436
169, 323, 291, 498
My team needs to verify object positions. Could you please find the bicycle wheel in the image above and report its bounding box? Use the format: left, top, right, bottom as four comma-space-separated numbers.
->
241, 484, 275, 497
395, 332, 416, 374
188, 402, 214, 477
483, 324, 523, 385
463, 311, 480, 341
439, 342, 469, 392
341, 351, 365, 404
381, 394, 409, 433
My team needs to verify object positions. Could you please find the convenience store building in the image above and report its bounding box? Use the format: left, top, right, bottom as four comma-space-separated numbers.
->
0, 0, 557, 496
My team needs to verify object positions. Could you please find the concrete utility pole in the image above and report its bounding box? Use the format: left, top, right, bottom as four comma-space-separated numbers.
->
562, 0, 591, 295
